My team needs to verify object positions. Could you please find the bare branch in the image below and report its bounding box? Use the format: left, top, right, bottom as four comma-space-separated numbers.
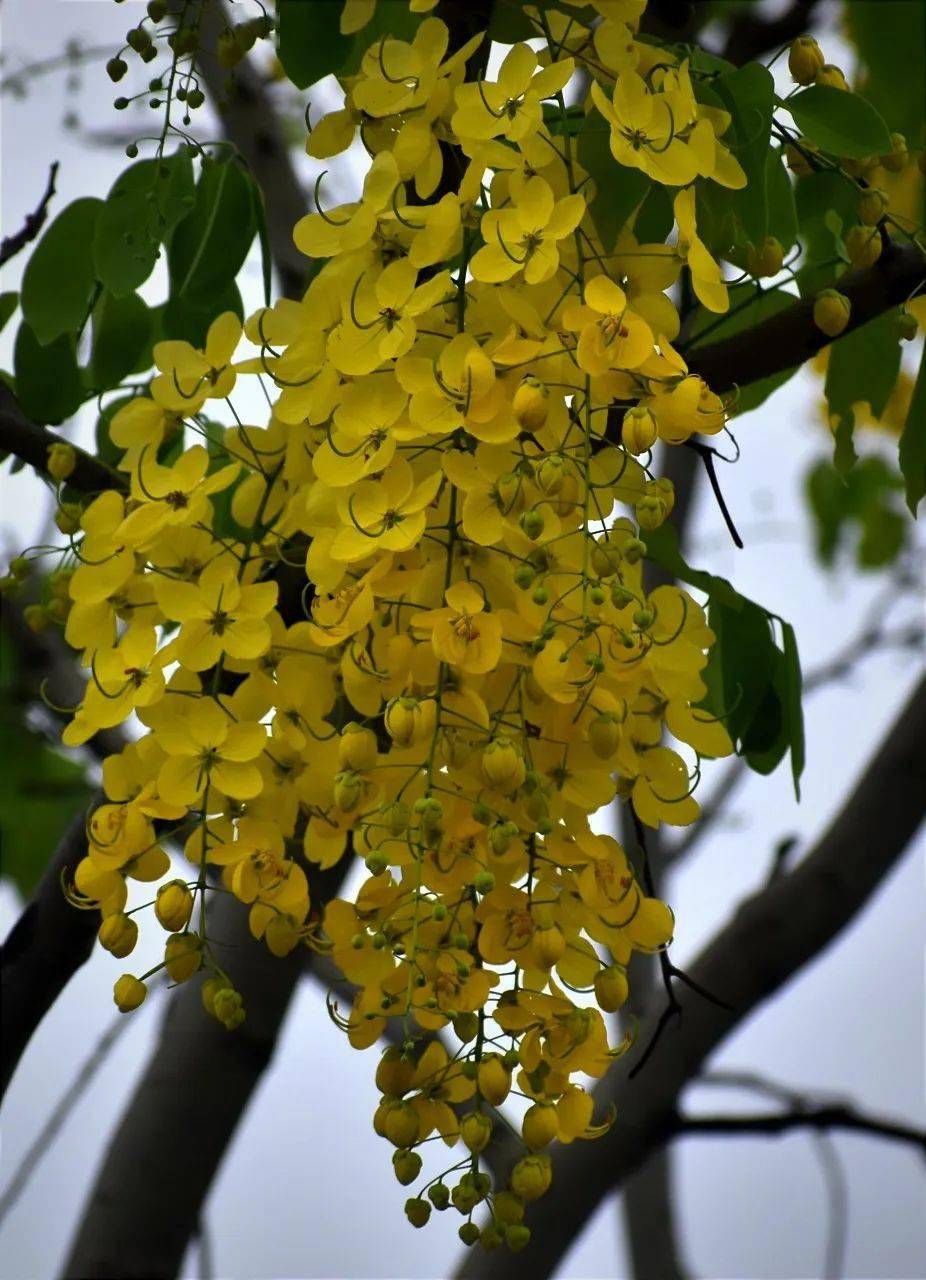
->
0, 162, 58, 268
0, 382, 125, 493
721, 0, 821, 66
456, 675, 926, 1280
0, 797, 100, 1102
672, 1106, 926, 1152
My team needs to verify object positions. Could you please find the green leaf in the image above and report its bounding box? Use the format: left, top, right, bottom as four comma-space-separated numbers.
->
94, 154, 195, 297
899, 344, 926, 516
576, 117, 650, 252
20, 198, 102, 345
0, 292, 17, 335
787, 84, 892, 159
278, 0, 420, 90
781, 622, 804, 798
90, 290, 152, 390
168, 158, 256, 305
488, 0, 537, 42
713, 64, 775, 244
793, 170, 855, 296
643, 524, 743, 608
825, 310, 902, 474
806, 456, 908, 568
13, 322, 83, 424
764, 149, 798, 251
633, 183, 673, 245
251, 181, 273, 308
163, 281, 243, 348
845, 0, 926, 140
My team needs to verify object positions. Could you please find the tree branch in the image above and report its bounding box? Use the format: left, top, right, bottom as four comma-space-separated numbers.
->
0, 161, 58, 268
720, 0, 821, 66
0, 798, 100, 1102
456, 674, 926, 1280
684, 240, 926, 396
0, 382, 125, 493
672, 1106, 926, 1152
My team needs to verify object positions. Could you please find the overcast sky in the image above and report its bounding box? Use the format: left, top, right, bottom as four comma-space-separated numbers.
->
1, 3, 924, 1278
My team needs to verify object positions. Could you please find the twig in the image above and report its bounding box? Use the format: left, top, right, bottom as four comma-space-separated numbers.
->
685, 439, 744, 549
0, 162, 58, 268
672, 1105, 926, 1152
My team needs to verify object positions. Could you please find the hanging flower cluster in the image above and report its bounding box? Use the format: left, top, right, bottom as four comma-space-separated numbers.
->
44, 0, 743, 1250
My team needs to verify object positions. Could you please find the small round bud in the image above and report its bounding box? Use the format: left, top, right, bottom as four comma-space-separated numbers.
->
595, 963, 630, 1012
459, 1222, 480, 1247
106, 57, 128, 83
788, 36, 824, 85
23, 604, 50, 633
746, 236, 784, 279
845, 224, 882, 268
881, 133, 908, 173
113, 973, 147, 1012
404, 1197, 431, 1228
512, 375, 550, 430
98, 912, 138, 958
506, 1225, 532, 1252
858, 186, 889, 226
813, 289, 851, 338
460, 1111, 493, 1154
621, 406, 658, 456
473, 870, 495, 896
155, 880, 193, 932
365, 852, 388, 877
814, 63, 848, 91
476, 1054, 511, 1106
522, 1102, 559, 1150
428, 1183, 450, 1210
164, 933, 201, 984
393, 1149, 423, 1185
519, 509, 545, 540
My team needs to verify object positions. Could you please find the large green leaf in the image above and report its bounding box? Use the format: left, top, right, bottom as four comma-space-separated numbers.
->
787, 84, 892, 159
278, 0, 420, 90
825, 310, 902, 474
94, 153, 195, 297
846, 0, 926, 140
168, 159, 256, 306
576, 117, 650, 253
162, 281, 244, 348
807, 456, 907, 569
898, 345, 926, 516
21, 198, 102, 345
90, 290, 152, 390
764, 149, 798, 251
713, 64, 775, 245
793, 170, 856, 296
13, 322, 83, 424
0, 292, 17, 335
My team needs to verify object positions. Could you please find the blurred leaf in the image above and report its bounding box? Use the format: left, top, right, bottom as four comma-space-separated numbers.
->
21, 198, 102, 345
90, 290, 152, 390
13, 322, 83, 424
787, 84, 891, 159
278, 0, 418, 89
0, 292, 17, 335
825, 310, 902, 474
168, 159, 255, 306
793, 170, 855, 295
489, 0, 537, 41
781, 621, 804, 798
806, 455, 908, 567
714, 64, 775, 244
633, 183, 673, 244
576, 117, 650, 252
898, 344, 926, 517
764, 149, 798, 251
845, 0, 926, 139
94, 154, 195, 298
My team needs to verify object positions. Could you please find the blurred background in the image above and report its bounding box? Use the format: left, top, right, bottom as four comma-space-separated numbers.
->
1, 2, 924, 1277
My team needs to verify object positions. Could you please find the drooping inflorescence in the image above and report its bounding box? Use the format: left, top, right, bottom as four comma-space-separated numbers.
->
29, 0, 754, 1250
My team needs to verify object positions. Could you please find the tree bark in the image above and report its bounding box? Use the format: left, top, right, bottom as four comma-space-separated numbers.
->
456, 674, 926, 1280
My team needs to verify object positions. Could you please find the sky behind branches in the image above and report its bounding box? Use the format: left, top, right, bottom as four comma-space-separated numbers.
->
1, 3, 924, 1278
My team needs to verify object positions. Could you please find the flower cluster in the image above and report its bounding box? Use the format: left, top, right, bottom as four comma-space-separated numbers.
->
38, 0, 743, 1249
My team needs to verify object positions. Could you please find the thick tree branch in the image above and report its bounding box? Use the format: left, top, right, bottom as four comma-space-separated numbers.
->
457, 674, 926, 1280
0, 382, 125, 493
0, 798, 100, 1103
0, 161, 58, 268
721, 0, 821, 66
684, 240, 926, 396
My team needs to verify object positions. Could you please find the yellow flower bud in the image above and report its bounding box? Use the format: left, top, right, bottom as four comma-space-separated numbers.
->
376, 1046, 415, 1096
113, 973, 147, 1012
588, 713, 622, 759
530, 925, 565, 971
404, 1197, 431, 1228
591, 538, 622, 578
535, 455, 566, 495
164, 933, 201, 983
477, 1054, 512, 1106
265, 912, 301, 957
393, 1149, 422, 1185
746, 236, 784, 279
506, 1224, 532, 1252
622, 406, 657, 455
814, 63, 848, 91
383, 1100, 420, 1148
460, 1111, 493, 1154
98, 912, 138, 958
481, 736, 526, 791
788, 36, 824, 85
23, 604, 51, 634
510, 1154, 552, 1201
522, 1103, 559, 1150
333, 769, 363, 813
512, 375, 549, 430
813, 289, 851, 338
492, 1190, 524, 1226
338, 723, 377, 771
635, 494, 667, 532
54, 503, 81, 535
46, 442, 77, 481
858, 187, 889, 226
845, 224, 882, 268
881, 133, 908, 173
594, 964, 630, 1012
155, 880, 194, 932
785, 143, 814, 176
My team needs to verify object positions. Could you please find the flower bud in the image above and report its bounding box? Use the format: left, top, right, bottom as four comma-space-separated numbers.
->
635, 494, 666, 532
477, 1054, 512, 1106
265, 913, 301, 957
481, 736, 526, 791
493, 1191, 524, 1226
510, 1154, 552, 1201
164, 933, 201, 983
460, 1111, 493, 1154
334, 769, 363, 813
23, 603, 51, 633
858, 187, 889, 226
594, 963, 630, 1012
845, 224, 881, 268
591, 538, 622, 578
814, 63, 848, 91
746, 236, 784, 279
384, 1100, 420, 1148
473, 869, 495, 895
519, 508, 545, 540
98, 912, 138, 958
813, 289, 851, 338
459, 1222, 480, 1246
338, 723, 377, 771
530, 925, 565, 971
788, 36, 824, 85
155, 880, 193, 932
588, 713, 622, 759
881, 132, 908, 172
506, 1224, 532, 1252
428, 1183, 451, 1210
404, 1197, 431, 1228
898, 311, 918, 341
55, 503, 81, 535
621, 406, 657, 456
113, 973, 147, 1012
9, 556, 30, 582
376, 1046, 415, 1096
384, 695, 419, 746
380, 799, 410, 835
513, 375, 549, 430
522, 1102, 558, 1150
393, 1149, 423, 1185
46, 442, 76, 481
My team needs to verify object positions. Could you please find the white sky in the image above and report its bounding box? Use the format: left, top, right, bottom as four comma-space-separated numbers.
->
1, 3, 924, 1278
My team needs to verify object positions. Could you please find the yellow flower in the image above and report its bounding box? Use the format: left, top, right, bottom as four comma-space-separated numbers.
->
563, 275, 654, 375
471, 177, 585, 285
414, 580, 504, 674
331, 458, 441, 561
155, 698, 266, 806
591, 71, 699, 186
328, 260, 452, 374
154, 560, 278, 671
452, 44, 574, 143
150, 312, 242, 412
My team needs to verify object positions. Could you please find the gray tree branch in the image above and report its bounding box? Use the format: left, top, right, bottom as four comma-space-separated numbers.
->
456, 674, 926, 1280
